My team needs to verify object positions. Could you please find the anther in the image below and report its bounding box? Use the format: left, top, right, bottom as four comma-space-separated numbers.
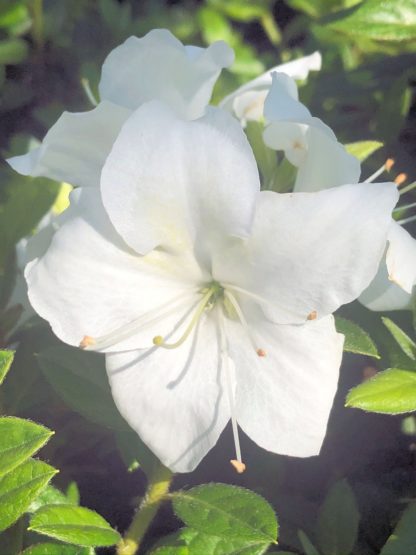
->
307, 310, 317, 321
230, 459, 246, 474
79, 335, 96, 349
256, 348, 267, 357
153, 335, 164, 346
385, 158, 395, 172
395, 173, 407, 186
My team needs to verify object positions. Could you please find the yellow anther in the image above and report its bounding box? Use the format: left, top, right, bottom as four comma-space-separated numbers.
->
395, 173, 407, 186
230, 459, 246, 474
307, 310, 317, 321
153, 335, 164, 346
79, 335, 96, 349
256, 348, 267, 358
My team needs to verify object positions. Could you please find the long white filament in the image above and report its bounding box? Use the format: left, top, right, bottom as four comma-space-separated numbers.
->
224, 290, 260, 354
217, 308, 243, 466
81, 289, 199, 351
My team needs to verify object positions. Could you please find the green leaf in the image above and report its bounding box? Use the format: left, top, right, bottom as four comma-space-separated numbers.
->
298, 530, 319, 555
66, 482, 80, 506
380, 502, 416, 555
37, 346, 125, 430
0, 38, 28, 64
172, 484, 277, 545
335, 316, 380, 358
382, 318, 416, 360
29, 505, 121, 547
345, 140, 383, 162
152, 527, 271, 555
0, 458, 57, 532
326, 0, 416, 42
316, 479, 359, 555
0, 350, 14, 385
28, 484, 73, 513
346, 368, 416, 414
0, 417, 53, 478
21, 543, 94, 555
152, 548, 189, 555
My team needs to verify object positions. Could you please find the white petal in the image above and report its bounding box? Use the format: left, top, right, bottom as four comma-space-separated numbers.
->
220, 51, 321, 122
99, 29, 233, 119
214, 184, 399, 324
101, 101, 260, 256
26, 188, 204, 351
7, 102, 129, 188
359, 259, 413, 311
106, 310, 231, 472
385, 223, 416, 293
226, 313, 343, 457
264, 72, 310, 122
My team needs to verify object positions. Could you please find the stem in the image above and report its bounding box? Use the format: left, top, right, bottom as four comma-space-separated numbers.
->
116, 464, 173, 555
31, 0, 44, 50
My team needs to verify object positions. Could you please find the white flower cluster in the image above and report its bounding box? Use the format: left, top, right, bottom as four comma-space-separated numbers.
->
8, 30, 407, 473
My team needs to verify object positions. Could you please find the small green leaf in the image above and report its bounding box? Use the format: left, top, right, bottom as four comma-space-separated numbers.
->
29, 505, 121, 547
152, 526, 271, 555
382, 318, 416, 360
346, 368, 416, 414
66, 482, 80, 505
28, 484, 73, 513
335, 317, 380, 358
37, 346, 125, 430
172, 484, 277, 545
298, 530, 319, 555
0, 458, 57, 532
0, 38, 28, 64
326, 0, 416, 42
21, 543, 94, 555
316, 479, 359, 555
380, 502, 416, 554
345, 140, 383, 162
0, 350, 14, 385
0, 417, 53, 478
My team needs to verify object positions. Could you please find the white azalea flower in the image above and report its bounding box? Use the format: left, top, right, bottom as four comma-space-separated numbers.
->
25, 100, 398, 472
220, 51, 321, 126
7, 29, 233, 188
263, 72, 416, 311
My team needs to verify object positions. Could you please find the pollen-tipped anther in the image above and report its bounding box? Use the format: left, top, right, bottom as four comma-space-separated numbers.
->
395, 173, 407, 186
385, 158, 395, 172
256, 348, 267, 357
230, 459, 246, 473
307, 310, 317, 320
79, 335, 96, 349
153, 335, 164, 346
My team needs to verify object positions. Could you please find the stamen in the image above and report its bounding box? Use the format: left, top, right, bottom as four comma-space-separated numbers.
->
224, 291, 266, 357
395, 173, 407, 186
307, 310, 317, 321
153, 288, 215, 350
393, 201, 416, 213
365, 158, 394, 183
397, 214, 416, 226
80, 335, 95, 349
218, 308, 245, 472
399, 181, 416, 196
80, 289, 198, 351
222, 283, 274, 311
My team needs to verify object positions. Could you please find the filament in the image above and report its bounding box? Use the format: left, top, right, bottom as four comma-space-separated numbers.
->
224, 291, 266, 357
397, 214, 416, 226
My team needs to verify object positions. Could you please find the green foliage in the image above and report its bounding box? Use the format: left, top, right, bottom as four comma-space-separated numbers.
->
37, 346, 126, 430
382, 317, 416, 361
380, 502, 416, 555
0, 458, 57, 532
335, 316, 380, 358
316, 479, 360, 555
21, 543, 94, 555
0, 349, 14, 385
0, 417, 53, 477
346, 368, 416, 414
170, 484, 277, 553
325, 0, 416, 42
29, 505, 121, 547
345, 140, 383, 162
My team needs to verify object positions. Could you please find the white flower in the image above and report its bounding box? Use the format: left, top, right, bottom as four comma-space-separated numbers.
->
7, 29, 233, 188
220, 51, 321, 126
25, 100, 398, 472
263, 72, 416, 311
